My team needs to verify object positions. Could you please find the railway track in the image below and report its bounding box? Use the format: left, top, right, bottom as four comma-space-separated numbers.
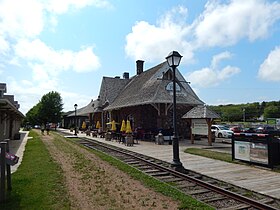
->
59, 132, 280, 209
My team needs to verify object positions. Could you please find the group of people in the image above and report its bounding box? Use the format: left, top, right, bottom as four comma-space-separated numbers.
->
41, 123, 51, 135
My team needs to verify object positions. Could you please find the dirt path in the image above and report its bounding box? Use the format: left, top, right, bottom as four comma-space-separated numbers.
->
39, 131, 181, 210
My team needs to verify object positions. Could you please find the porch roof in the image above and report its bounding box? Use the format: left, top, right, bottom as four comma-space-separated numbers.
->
182, 105, 220, 119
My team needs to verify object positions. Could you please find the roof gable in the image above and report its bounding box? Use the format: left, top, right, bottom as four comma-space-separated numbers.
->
105, 61, 204, 110
182, 105, 220, 119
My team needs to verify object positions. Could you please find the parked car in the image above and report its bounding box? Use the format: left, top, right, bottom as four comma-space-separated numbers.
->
256, 125, 276, 134
242, 127, 256, 133
211, 125, 234, 138
230, 126, 242, 133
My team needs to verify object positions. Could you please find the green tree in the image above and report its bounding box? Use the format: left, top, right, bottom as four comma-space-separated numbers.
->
39, 91, 63, 125
23, 103, 42, 126
264, 105, 280, 119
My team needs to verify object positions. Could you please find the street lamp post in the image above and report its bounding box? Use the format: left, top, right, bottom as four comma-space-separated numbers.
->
243, 108, 246, 122
166, 51, 183, 170
74, 104, 78, 136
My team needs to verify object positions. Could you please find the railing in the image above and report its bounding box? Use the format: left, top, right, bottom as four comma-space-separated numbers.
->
0, 139, 11, 202
0, 139, 18, 203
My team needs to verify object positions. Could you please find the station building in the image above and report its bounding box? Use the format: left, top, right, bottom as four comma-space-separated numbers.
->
0, 83, 24, 141
64, 60, 208, 139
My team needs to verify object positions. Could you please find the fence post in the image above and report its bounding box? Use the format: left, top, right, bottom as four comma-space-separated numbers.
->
0, 142, 7, 202
5, 139, 12, 191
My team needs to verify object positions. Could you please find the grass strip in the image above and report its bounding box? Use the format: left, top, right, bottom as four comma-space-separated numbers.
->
0, 130, 70, 210
185, 148, 233, 163
61, 135, 214, 210
185, 148, 280, 173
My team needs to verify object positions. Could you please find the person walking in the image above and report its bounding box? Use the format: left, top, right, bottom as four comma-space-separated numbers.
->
46, 123, 50, 135
41, 123, 45, 135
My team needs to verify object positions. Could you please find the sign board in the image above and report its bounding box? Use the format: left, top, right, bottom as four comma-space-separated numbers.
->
250, 143, 268, 164
192, 119, 208, 135
234, 141, 250, 161
234, 141, 268, 164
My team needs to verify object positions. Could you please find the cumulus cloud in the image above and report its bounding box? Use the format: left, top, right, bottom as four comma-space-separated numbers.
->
258, 47, 280, 81
125, 1, 280, 64
14, 39, 101, 78
0, 0, 110, 54
125, 6, 194, 63
0, 0, 109, 114
186, 52, 240, 87
0, 0, 44, 40
45, 0, 112, 14
194, 0, 280, 47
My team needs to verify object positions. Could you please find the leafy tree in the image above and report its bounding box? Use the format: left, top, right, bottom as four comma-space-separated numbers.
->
39, 91, 63, 124
23, 103, 41, 126
264, 105, 280, 119
23, 91, 63, 127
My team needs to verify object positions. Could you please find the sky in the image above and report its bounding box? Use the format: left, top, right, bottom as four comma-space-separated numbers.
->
1, 0, 280, 115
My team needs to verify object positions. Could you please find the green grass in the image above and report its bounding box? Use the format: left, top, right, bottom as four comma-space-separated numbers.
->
185, 148, 280, 173
0, 130, 70, 210
185, 148, 233, 163
64, 136, 214, 210
0, 131, 214, 210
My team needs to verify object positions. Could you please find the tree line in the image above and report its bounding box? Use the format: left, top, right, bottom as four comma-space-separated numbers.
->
209, 101, 280, 122
23, 91, 63, 127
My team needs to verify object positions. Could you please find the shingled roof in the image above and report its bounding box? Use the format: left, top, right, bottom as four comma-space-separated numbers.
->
68, 99, 99, 117
104, 61, 204, 111
98, 76, 130, 108
182, 105, 220, 119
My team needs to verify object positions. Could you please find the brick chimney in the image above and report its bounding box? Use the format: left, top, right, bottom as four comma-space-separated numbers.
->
0, 83, 7, 98
136, 60, 144, 75
123, 72, 129, 79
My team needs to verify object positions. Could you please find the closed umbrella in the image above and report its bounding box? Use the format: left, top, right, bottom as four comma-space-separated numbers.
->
96, 121, 100, 129
126, 120, 132, 134
120, 120, 126, 132
111, 120, 117, 131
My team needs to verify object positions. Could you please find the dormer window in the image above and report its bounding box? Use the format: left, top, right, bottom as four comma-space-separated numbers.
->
162, 69, 173, 80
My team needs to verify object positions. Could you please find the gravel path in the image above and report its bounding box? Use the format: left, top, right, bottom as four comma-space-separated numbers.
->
39, 131, 181, 210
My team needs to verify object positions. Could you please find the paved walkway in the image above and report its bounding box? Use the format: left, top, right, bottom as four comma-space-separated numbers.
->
10, 128, 280, 200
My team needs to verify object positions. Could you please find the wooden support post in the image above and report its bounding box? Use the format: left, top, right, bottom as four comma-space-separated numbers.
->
0, 142, 7, 202
5, 139, 12, 191
206, 119, 212, 146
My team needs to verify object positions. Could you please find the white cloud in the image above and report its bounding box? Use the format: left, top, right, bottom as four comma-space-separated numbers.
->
194, 0, 280, 47
0, 35, 10, 54
186, 52, 240, 87
14, 39, 101, 75
45, 0, 113, 14
211, 51, 232, 69
125, 6, 194, 63
258, 46, 280, 81
73, 47, 101, 73
0, 0, 44, 39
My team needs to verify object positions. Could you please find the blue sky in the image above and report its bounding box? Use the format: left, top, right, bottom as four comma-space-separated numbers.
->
1, 0, 280, 114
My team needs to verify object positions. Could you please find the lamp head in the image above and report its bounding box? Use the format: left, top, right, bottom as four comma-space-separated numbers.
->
166, 51, 182, 68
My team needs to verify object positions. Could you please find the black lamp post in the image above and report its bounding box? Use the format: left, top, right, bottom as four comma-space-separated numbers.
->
166, 51, 183, 170
74, 104, 78, 135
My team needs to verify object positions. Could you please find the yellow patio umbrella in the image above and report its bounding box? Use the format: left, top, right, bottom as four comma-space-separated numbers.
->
126, 120, 132, 133
111, 120, 117, 131
120, 120, 126, 132
96, 121, 101, 129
